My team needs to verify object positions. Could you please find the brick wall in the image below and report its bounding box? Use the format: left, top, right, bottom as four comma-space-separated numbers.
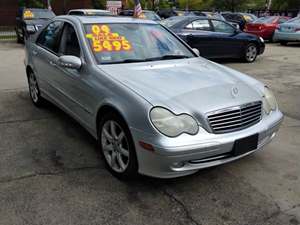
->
0, 0, 19, 26
0, 0, 94, 26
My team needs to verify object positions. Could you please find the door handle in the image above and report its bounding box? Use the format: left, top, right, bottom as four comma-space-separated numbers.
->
49, 60, 57, 66
32, 50, 38, 55
187, 34, 194, 39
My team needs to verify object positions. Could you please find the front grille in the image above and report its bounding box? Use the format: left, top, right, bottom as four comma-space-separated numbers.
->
207, 101, 262, 134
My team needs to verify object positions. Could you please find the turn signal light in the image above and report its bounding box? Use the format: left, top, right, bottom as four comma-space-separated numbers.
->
139, 141, 155, 152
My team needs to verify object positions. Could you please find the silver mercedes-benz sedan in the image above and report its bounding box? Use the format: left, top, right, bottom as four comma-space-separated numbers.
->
24, 15, 283, 179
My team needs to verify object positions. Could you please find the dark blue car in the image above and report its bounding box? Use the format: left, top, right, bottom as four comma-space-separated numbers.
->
161, 16, 265, 62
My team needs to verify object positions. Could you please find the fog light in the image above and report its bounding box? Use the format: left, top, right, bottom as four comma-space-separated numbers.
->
270, 132, 276, 139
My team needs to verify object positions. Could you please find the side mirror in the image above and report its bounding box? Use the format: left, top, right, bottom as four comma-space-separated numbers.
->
192, 48, 200, 56
26, 25, 37, 34
58, 55, 82, 70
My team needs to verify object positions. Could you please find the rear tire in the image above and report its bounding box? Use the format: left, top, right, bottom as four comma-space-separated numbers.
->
280, 41, 288, 46
17, 33, 22, 43
244, 43, 258, 63
98, 112, 138, 180
17, 29, 25, 44
28, 71, 44, 107
269, 33, 275, 43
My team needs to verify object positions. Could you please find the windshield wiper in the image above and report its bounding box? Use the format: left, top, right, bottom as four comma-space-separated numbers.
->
101, 55, 191, 65
145, 55, 191, 61
160, 55, 190, 60
101, 58, 147, 64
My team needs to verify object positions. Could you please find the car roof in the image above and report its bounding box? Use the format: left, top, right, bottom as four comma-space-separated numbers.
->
167, 16, 212, 21
56, 15, 157, 24
68, 9, 111, 13
121, 9, 154, 12
163, 16, 214, 28
25, 8, 52, 11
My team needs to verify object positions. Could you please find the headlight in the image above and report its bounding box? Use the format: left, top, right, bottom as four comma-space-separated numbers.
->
150, 107, 199, 137
26, 25, 36, 32
262, 86, 277, 114
259, 37, 264, 43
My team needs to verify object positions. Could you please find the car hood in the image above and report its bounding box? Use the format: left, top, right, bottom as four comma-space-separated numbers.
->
99, 58, 263, 121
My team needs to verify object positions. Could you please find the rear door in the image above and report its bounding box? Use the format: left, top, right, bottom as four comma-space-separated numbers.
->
179, 19, 215, 58
209, 19, 243, 58
32, 20, 64, 99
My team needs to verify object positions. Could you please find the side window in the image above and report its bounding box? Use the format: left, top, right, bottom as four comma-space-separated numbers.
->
58, 23, 81, 57
69, 11, 84, 15
185, 19, 211, 31
211, 20, 235, 34
37, 21, 63, 53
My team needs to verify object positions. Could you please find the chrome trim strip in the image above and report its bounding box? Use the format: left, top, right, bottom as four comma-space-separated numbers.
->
206, 101, 262, 134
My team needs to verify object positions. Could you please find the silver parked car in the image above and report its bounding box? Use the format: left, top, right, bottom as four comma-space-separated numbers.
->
25, 16, 283, 179
274, 17, 300, 45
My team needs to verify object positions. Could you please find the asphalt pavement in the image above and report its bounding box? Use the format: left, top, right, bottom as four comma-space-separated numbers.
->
0, 42, 299, 225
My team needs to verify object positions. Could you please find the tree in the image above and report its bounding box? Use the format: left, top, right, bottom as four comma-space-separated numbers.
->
271, 0, 300, 10
18, 0, 45, 8
92, 0, 106, 9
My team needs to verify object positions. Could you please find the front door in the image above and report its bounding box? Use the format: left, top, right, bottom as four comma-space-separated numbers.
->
54, 22, 96, 128
179, 19, 215, 58
209, 19, 243, 58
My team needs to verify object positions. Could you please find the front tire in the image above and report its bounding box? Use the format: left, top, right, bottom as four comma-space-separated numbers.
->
98, 112, 138, 179
244, 43, 258, 63
28, 71, 44, 107
280, 41, 288, 46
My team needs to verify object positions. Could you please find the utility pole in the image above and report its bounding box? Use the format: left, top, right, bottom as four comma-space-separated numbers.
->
265, 0, 272, 15
267, 0, 272, 11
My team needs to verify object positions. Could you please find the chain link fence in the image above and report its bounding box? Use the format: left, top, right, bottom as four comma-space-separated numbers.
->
0, 26, 16, 41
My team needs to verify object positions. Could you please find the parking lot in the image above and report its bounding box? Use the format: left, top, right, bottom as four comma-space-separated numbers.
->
0, 42, 299, 225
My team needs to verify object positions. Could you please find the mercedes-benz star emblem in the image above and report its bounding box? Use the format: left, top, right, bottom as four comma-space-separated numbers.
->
231, 86, 239, 98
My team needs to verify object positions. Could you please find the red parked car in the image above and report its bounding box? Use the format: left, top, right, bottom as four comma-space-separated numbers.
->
245, 16, 290, 41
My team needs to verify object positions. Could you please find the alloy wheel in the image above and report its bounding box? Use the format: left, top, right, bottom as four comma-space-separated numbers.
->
246, 45, 257, 62
29, 73, 39, 103
101, 120, 130, 173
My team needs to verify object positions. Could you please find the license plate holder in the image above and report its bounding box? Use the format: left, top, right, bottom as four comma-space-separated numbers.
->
233, 134, 259, 156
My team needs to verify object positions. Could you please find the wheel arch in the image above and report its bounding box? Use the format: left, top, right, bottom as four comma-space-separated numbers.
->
247, 40, 260, 51
95, 104, 130, 137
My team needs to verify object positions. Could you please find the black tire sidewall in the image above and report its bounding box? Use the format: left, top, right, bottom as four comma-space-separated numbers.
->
280, 41, 288, 46
28, 72, 43, 107
98, 112, 138, 179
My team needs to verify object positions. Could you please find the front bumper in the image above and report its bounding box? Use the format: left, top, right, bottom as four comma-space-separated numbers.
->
132, 110, 283, 178
258, 42, 265, 55
274, 31, 300, 42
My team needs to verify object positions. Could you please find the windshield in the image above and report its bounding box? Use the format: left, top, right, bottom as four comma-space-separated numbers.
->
254, 16, 276, 24
242, 13, 257, 22
160, 16, 185, 27
143, 12, 161, 21
23, 9, 55, 20
84, 23, 194, 64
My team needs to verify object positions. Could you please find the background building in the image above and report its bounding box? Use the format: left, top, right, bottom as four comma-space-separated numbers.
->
0, 0, 94, 26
